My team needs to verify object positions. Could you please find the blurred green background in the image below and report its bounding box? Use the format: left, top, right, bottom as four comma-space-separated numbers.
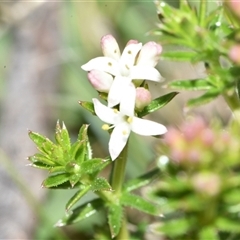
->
0, 1, 231, 239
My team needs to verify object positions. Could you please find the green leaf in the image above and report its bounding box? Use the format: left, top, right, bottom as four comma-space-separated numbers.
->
216, 217, 240, 233
161, 51, 197, 61
121, 193, 159, 216
79, 101, 95, 115
153, 218, 190, 237
55, 121, 71, 152
28, 161, 52, 170
169, 78, 213, 91
199, 227, 218, 240
187, 89, 220, 107
80, 158, 110, 175
55, 198, 104, 226
138, 92, 179, 117
91, 177, 112, 192
123, 168, 159, 192
42, 173, 70, 188
47, 181, 82, 189
69, 174, 80, 187
28, 130, 55, 155
28, 153, 55, 166
108, 204, 123, 238
49, 166, 66, 174
66, 186, 91, 211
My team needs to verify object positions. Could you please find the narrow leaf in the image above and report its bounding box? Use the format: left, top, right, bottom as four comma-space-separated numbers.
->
55, 198, 104, 226
121, 193, 159, 216
42, 173, 70, 188
161, 51, 197, 61
138, 92, 179, 117
216, 217, 240, 233
91, 177, 112, 192
66, 186, 91, 211
187, 89, 220, 107
123, 168, 160, 192
108, 204, 123, 238
55, 121, 71, 152
169, 78, 213, 90
79, 101, 95, 115
80, 158, 110, 175
28, 161, 52, 170
28, 153, 55, 166
28, 130, 55, 155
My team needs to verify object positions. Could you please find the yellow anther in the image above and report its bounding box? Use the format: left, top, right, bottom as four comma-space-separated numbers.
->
113, 109, 118, 113
122, 130, 128, 135
127, 117, 133, 123
102, 124, 110, 130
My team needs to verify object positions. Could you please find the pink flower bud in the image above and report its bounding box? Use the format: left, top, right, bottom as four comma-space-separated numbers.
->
135, 87, 152, 110
192, 173, 221, 197
126, 39, 139, 46
229, 45, 240, 64
87, 70, 113, 93
101, 34, 121, 60
227, 0, 240, 18
137, 41, 162, 67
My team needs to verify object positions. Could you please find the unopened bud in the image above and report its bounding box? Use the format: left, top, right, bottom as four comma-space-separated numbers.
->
137, 41, 162, 67
135, 87, 152, 110
87, 70, 113, 93
101, 34, 120, 60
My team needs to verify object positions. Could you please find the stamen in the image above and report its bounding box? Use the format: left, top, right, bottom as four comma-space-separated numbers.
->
127, 117, 133, 123
102, 124, 110, 130
122, 130, 128, 135
108, 62, 112, 66
128, 50, 132, 54
113, 109, 118, 113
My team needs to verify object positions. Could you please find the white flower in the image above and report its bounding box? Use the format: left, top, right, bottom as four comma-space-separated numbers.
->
82, 34, 163, 108
92, 84, 167, 160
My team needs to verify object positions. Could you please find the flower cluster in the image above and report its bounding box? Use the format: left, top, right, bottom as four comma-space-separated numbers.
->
81, 35, 167, 160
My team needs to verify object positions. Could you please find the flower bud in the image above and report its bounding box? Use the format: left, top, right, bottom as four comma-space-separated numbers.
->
101, 34, 121, 60
226, 0, 240, 18
137, 41, 162, 67
87, 70, 113, 93
192, 173, 221, 197
135, 87, 152, 110
229, 45, 240, 64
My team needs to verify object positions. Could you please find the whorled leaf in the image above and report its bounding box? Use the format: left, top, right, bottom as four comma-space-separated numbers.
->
55, 121, 71, 153
91, 177, 112, 192
138, 92, 179, 117
187, 89, 220, 107
80, 158, 110, 175
123, 168, 160, 192
42, 173, 70, 188
168, 78, 214, 91
107, 204, 123, 238
78, 101, 95, 115
55, 198, 104, 227
28, 130, 55, 155
28, 153, 55, 166
121, 193, 160, 216
160, 51, 197, 61
66, 186, 91, 211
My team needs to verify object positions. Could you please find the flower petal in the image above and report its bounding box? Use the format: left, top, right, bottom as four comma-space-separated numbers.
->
109, 122, 131, 160
107, 76, 131, 108
137, 41, 162, 67
88, 70, 113, 93
81, 57, 119, 76
119, 82, 136, 116
130, 66, 163, 81
131, 117, 167, 136
92, 98, 116, 124
101, 34, 121, 60
119, 42, 142, 74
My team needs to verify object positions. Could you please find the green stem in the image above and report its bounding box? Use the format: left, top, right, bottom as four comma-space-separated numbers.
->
199, 0, 207, 27
223, 90, 240, 113
111, 142, 129, 240
111, 142, 129, 196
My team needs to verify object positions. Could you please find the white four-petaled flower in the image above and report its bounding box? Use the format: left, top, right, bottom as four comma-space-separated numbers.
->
81, 34, 163, 107
92, 84, 167, 160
